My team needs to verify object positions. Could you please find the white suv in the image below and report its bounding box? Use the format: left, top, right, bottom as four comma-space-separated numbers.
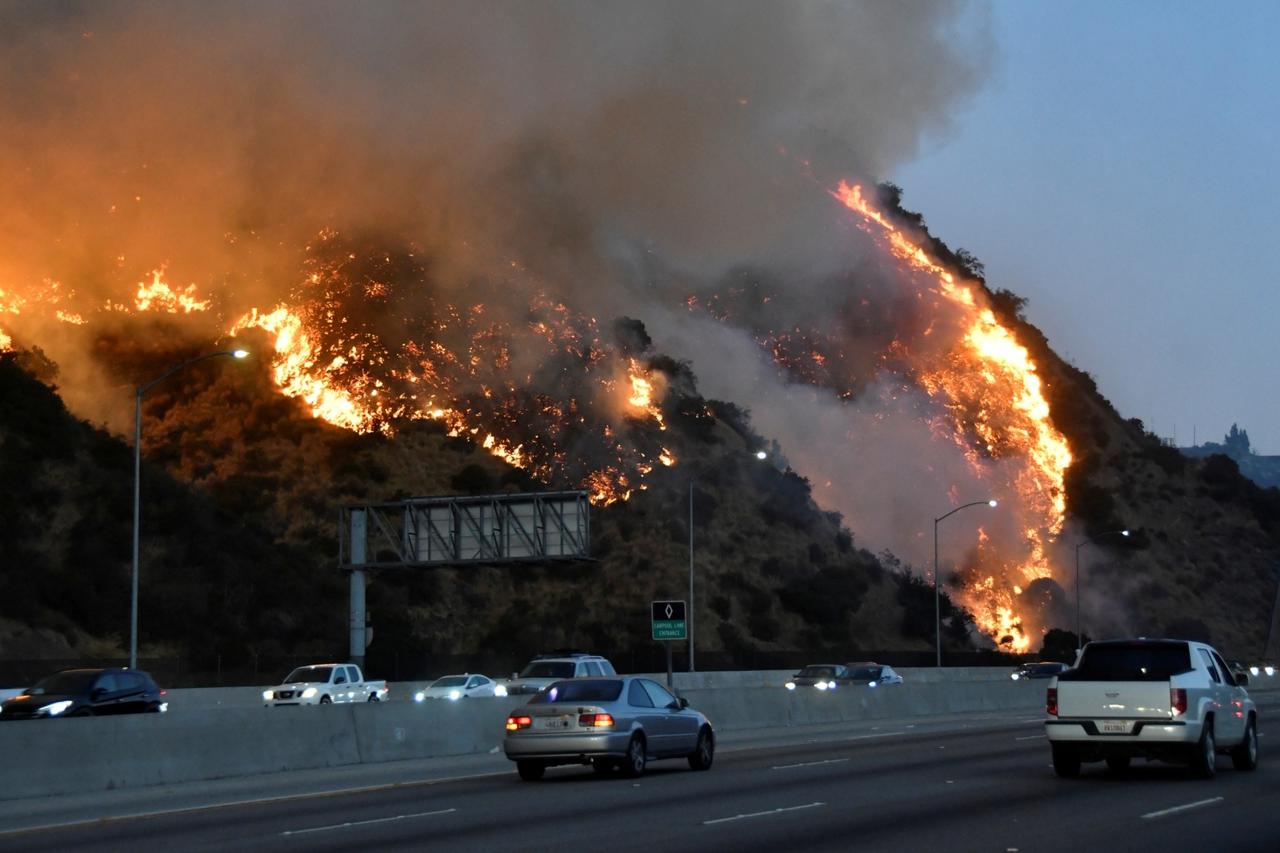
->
502, 653, 617, 696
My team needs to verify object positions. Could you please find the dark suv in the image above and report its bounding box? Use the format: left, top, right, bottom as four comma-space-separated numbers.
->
0, 668, 167, 719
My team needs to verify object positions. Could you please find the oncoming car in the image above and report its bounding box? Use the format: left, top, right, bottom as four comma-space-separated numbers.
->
0, 668, 167, 719
1011, 661, 1071, 681
844, 663, 904, 687
503, 677, 714, 780
414, 674, 506, 702
784, 664, 849, 691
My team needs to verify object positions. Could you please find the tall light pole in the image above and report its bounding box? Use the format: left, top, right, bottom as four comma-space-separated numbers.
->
689, 449, 768, 673
1074, 529, 1129, 648
131, 348, 248, 669
934, 499, 998, 667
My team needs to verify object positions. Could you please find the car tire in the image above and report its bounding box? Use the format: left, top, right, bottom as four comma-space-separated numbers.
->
1105, 755, 1130, 774
1051, 743, 1081, 778
687, 727, 715, 771
367, 693, 379, 702
1189, 719, 1217, 779
1231, 717, 1259, 771
516, 761, 545, 781
319, 695, 332, 705
622, 734, 647, 778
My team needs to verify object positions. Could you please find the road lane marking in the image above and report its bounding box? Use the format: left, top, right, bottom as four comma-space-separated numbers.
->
1014, 735, 1044, 741
1140, 797, 1223, 820
281, 807, 457, 836
704, 802, 824, 825
772, 758, 850, 770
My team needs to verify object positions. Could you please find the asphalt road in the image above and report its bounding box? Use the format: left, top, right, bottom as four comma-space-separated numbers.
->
4, 700, 1278, 853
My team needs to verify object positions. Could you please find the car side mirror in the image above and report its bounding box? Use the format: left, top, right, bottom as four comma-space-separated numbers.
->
1236, 672, 1250, 687
678, 697, 689, 709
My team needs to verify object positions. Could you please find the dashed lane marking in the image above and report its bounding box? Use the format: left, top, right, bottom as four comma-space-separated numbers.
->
1141, 797, 1223, 820
771, 758, 850, 770
281, 807, 457, 836
704, 802, 825, 826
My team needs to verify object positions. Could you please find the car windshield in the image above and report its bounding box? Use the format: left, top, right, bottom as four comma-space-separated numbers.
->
519, 662, 576, 679
531, 680, 624, 704
1032, 663, 1064, 675
29, 671, 99, 695
848, 667, 881, 680
1067, 642, 1192, 681
796, 666, 837, 678
431, 676, 469, 688
284, 666, 333, 684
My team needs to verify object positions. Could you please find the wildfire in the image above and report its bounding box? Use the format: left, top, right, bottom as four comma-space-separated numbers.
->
832, 180, 1073, 652
133, 268, 211, 313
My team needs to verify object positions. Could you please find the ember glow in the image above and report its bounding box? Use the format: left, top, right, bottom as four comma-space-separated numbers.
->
133, 269, 211, 314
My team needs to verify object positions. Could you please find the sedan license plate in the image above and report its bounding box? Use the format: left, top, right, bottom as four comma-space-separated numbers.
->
1100, 720, 1132, 734
539, 716, 573, 730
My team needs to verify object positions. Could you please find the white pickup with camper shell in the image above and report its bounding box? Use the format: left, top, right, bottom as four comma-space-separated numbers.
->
263, 663, 388, 706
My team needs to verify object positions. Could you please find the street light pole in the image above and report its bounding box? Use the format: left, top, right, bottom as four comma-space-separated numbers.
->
130, 348, 248, 670
934, 499, 998, 667
688, 478, 694, 673
1073, 529, 1129, 648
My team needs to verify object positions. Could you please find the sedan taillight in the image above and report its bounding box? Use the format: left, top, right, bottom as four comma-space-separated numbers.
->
506, 715, 533, 731
1046, 687, 1058, 717
1170, 688, 1187, 717
579, 713, 615, 728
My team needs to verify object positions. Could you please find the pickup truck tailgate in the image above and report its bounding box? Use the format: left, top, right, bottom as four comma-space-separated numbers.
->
1057, 680, 1172, 719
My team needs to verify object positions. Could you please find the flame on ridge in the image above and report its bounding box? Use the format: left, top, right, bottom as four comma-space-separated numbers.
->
831, 180, 1073, 651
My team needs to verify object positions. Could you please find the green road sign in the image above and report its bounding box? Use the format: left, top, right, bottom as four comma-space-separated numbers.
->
651, 599, 687, 641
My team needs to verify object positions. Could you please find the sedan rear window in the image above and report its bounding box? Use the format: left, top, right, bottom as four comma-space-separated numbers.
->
531, 680, 623, 703
1062, 642, 1192, 681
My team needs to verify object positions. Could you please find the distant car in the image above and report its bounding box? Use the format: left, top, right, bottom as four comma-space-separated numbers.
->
502, 653, 617, 696
414, 673, 506, 702
262, 663, 388, 706
784, 664, 850, 690
1011, 661, 1071, 681
1246, 663, 1276, 678
843, 663, 904, 686
0, 668, 167, 719
504, 676, 714, 780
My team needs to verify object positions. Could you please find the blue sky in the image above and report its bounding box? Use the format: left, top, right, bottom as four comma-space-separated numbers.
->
893, 1, 1280, 452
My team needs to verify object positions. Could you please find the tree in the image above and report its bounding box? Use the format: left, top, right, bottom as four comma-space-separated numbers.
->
1224, 423, 1252, 457
1040, 628, 1083, 662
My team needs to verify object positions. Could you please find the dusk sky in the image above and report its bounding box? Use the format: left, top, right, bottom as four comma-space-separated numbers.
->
893, 1, 1280, 453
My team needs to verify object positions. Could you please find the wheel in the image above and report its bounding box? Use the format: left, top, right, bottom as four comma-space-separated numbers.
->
516, 761, 545, 781
622, 734, 647, 778
1189, 720, 1217, 779
591, 758, 616, 776
367, 693, 379, 702
1105, 755, 1130, 774
1231, 717, 1258, 771
319, 695, 332, 705
1052, 743, 1081, 778
688, 727, 715, 771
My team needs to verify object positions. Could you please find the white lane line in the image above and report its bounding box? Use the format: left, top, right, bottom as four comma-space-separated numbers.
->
1141, 797, 1223, 820
704, 802, 825, 826
281, 807, 457, 836
1014, 735, 1044, 741
832, 731, 902, 743
772, 758, 850, 770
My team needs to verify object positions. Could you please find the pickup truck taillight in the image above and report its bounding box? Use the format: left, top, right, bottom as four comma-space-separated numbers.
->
578, 713, 615, 728
506, 715, 532, 731
1170, 688, 1187, 717
1046, 687, 1058, 716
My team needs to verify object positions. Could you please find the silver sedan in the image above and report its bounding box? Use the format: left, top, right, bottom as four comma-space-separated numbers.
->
503, 676, 715, 780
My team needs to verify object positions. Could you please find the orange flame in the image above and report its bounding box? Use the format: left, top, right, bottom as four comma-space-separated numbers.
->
833, 180, 1073, 651
134, 268, 211, 313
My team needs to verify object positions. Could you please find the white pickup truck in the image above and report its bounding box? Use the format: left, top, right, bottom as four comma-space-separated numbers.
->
263, 663, 388, 706
1045, 638, 1258, 778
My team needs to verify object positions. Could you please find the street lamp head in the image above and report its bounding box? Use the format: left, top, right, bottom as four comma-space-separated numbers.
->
755, 450, 767, 460
1120, 529, 1130, 537
232, 349, 250, 359
987, 499, 998, 508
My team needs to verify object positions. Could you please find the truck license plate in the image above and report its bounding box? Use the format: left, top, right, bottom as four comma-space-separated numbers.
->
1101, 720, 1131, 734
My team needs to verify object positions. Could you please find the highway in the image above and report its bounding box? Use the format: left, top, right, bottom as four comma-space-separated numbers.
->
3, 699, 1277, 853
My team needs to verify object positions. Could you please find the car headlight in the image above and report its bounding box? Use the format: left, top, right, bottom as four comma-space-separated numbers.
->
785, 682, 796, 690
301, 687, 318, 699
868, 681, 878, 688
494, 684, 507, 697
414, 691, 426, 702
1266, 666, 1276, 677
1011, 673, 1020, 681
159, 702, 168, 713
815, 681, 829, 690
448, 690, 462, 701
263, 690, 273, 701
41, 700, 74, 716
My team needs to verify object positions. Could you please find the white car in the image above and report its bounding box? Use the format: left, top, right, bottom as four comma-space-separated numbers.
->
414, 674, 506, 702
263, 663, 388, 706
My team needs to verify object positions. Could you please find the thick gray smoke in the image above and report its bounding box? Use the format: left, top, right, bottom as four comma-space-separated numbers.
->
0, 1, 996, 565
